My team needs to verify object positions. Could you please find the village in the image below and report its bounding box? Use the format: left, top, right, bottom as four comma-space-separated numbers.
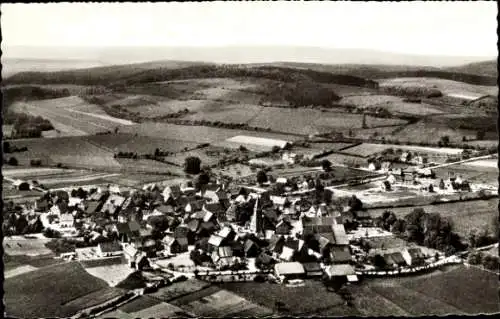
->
3, 134, 498, 306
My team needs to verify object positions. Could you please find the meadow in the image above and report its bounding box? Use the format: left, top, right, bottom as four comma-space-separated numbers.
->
3, 261, 114, 318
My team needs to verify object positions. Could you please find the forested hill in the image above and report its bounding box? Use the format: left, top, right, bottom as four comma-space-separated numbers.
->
5, 60, 496, 88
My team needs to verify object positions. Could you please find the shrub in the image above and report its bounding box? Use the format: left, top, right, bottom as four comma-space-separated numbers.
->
8, 157, 18, 166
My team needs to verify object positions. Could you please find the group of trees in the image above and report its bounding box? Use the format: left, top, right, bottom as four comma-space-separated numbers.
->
5, 113, 54, 138
3, 213, 43, 237
467, 250, 500, 271
381, 85, 443, 98
375, 208, 466, 255
3, 142, 28, 154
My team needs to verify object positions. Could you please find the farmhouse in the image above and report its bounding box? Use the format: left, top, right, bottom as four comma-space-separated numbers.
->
225, 135, 292, 151
274, 262, 306, 281
324, 264, 357, 282
402, 247, 426, 267
163, 235, 189, 254
96, 241, 123, 258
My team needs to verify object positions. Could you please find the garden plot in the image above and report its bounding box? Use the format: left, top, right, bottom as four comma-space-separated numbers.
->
4, 236, 53, 256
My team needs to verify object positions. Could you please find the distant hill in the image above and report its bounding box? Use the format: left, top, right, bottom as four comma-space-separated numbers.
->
444, 60, 498, 77
3, 45, 494, 68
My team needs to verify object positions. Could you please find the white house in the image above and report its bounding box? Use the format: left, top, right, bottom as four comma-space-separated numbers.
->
96, 241, 123, 258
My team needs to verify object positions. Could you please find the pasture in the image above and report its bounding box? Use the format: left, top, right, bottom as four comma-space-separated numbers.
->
149, 279, 211, 302
84, 263, 136, 287
3, 261, 112, 318
367, 198, 498, 238
4, 236, 53, 256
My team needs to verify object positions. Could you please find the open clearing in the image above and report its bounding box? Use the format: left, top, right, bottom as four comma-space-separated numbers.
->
3, 261, 112, 318
367, 198, 498, 238
339, 94, 444, 115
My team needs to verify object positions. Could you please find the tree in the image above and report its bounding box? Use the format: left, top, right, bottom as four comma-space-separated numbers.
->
440, 136, 450, 147
184, 156, 201, 174
256, 170, 268, 185
8, 157, 18, 166
373, 254, 387, 269
476, 130, 486, 140
3, 141, 11, 153
348, 195, 363, 212
321, 159, 332, 172
271, 146, 281, 153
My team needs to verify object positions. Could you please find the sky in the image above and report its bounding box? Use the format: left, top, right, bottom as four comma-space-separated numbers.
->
2, 1, 497, 57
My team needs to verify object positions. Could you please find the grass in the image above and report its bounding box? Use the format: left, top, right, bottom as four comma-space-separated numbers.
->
125, 301, 192, 318
340, 142, 464, 158
120, 122, 304, 143
401, 266, 499, 314
218, 280, 353, 316
4, 261, 110, 318
118, 295, 162, 313
149, 279, 211, 302
3, 237, 53, 256
172, 289, 273, 317
61, 286, 126, 315
367, 198, 498, 239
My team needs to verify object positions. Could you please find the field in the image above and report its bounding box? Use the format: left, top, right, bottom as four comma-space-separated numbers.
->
340, 142, 464, 158
10, 96, 134, 136
245, 107, 406, 136
83, 263, 136, 287
219, 280, 356, 316
149, 279, 211, 302
120, 122, 304, 143
4, 236, 53, 256
3, 261, 116, 318
434, 162, 499, 185
378, 77, 498, 97
172, 288, 274, 317
84, 133, 199, 154
339, 94, 445, 115
367, 198, 498, 238
163, 147, 222, 167
363, 265, 499, 315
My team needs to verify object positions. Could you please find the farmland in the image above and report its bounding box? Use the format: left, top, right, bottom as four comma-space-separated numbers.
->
120, 122, 304, 143
367, 198, 498, 238
9, 96, 134, 136
378, 77, 498, 97
219, 280, 357, 316
3, 261, 116, 318
340, 142, 464, 158
362, 265, 499, 315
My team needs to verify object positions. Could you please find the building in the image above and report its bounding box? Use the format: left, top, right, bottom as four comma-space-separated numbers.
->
274, 262, 306, 281
324, 264, 358, 282
402, 247, 426, 267
96, 241, 123, 258
163, 236, 189, 254
302, 262, 323, 278
383, 252, 407, 268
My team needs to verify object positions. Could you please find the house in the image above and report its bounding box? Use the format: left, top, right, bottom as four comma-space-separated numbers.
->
402, 247, 426, 266
268, 235, 286, 258
255, 252, 274, 269
270, 196, 288, 210
115, 220, 141, 243
244, 239, 260, 258
381, 161, 393, 172
302, 216, 336, 236
384, 252, 407, 268
85, 201, 102, 215
387, 174, 396, 185
124, 244, 139, 267
276, 177, 288, 185
302, 262, 323, 278
275, 219, 293, 235
282, 152, 298, 164
154, 204, 175, 216
274, 262, 305, 281
185, 200, 205, 213
329, 245, 352, 264
225, 203, 238, 222
400, 152, 411, 163
135, 252, 150, 270
203, 203, 226, 222
217, 226, 236, 243
162, 185, 182, 202
332, 224, 349, 245
163, 235, 188, 254
96, 241, 123, 258
208, 234, 225, 252
34, 198, 49, 212
59, 213, 75, 229
197, 221, 217, 237
324, 264, 357, 282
